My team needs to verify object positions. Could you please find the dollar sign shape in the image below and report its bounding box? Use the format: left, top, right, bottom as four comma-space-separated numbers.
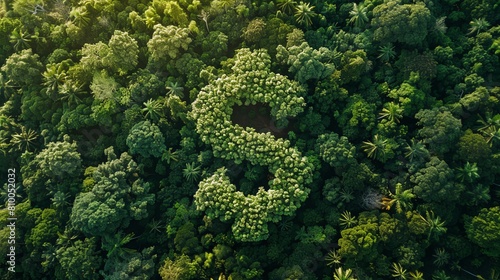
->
190, 49, 313, 242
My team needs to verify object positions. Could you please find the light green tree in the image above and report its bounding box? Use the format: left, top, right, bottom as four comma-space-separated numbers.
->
147, 24, 192, 61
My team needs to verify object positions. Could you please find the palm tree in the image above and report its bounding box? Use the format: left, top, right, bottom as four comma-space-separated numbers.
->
142, 98, 164, 122
70, 6, 90, 28
0, 73, 18, 100
0, 182, 22, 205
162, 148, 179, 164
183, 162, 201, 183
56, 229, 78, 247
456, 162, 479, 183
102, 231, 137, 259
433, 248, 449, 267
277, 0, 297, 15
339, 211, 357, 229
333, 267, 357, 280
420, 211, 446, 241
348, 3, 368, 29
391, 262, 408, 280
362, 134, 388, 161
434, 16, 447, 34
42, 63, 67, 98
465, 184, 490, 206
294, 2, 316, 27
325, 250, 341, 267
378, 44, 396, 62
387, 183, 414, 213
432, 270, 451, 280
404, 139, 429, 162
166, 81, 184, 98
147, 219, 164, 233
58, 80, 84, 107
468, 18, 490, 35
379, 102, 403, 123
51, 191, 71, 210
409, 270, 424, 280
340, 188, 354, 203
10, 126, 38, 152
9, 28, 31, 51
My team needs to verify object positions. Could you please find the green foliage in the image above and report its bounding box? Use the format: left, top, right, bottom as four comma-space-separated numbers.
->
465, 206, 500, 258
1, 48, 43, 86
415, 107, 462, 155
411, 157, 461, 204
294, 2, 316, 27
70, 147, 154, 237
316, 132, 356, 168
372, 0, 431, 46
190, 49, 313, 241
147, 24, 192, 61
56, 238, 103, 280
1, 0, 498, 278
126, 120, 166, 158
276, 42, 335, 84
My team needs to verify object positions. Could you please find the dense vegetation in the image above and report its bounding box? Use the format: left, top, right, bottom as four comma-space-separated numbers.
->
0, 0, 499, 279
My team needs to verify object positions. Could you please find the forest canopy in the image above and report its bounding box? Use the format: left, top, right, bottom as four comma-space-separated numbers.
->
0, 0, 499, 279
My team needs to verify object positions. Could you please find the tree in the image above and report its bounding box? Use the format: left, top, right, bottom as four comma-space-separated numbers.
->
102, 247, 157, 280
276, 42, 335, 84
190, 49, 313, 241
378, 44, 396, 62
456, 162, 479, 183
242, 18, 266, 43
387, 183, 415, 214
147, 24, 192, 61
404, 139, 429, 163
459, 86, 489, 112
294, 2, 316, 27
56, 238, 103, 280
1, 49, 43, 86
10, 126, 38, 152
419, 211, 447, 241
21, 137, 82, 208
388, 82, 426, 117
457, 130, 492, 164
70, 147, 155, 237
316, 132, 356, 168
166, 81, 184, 98
391, 262, 408, 280
126, 120, 166, 158
9, 28, 31, 51
432, 248, 450, 267
198, 10, 210, 32
415, 107, 462, 155
79, 42, 109, 73
183, 162, 201, 183
275, 0, 295, 16
42, 62, 68, 98
465, 206, 500, 258
142, 99, 164, 122
158, 255, 198, 280
410, 157, 460, 204
361, 134, 396, 162
468, 18, 490, 35
372, 1, 431, 46
379, 102, 403, 123
348, 3, 368, 29
105, 30, 139, 75
334, 267, 357, 280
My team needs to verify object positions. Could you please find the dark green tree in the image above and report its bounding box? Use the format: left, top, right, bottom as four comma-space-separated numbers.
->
126, 120, 167, 158
465, 206, 500, 258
